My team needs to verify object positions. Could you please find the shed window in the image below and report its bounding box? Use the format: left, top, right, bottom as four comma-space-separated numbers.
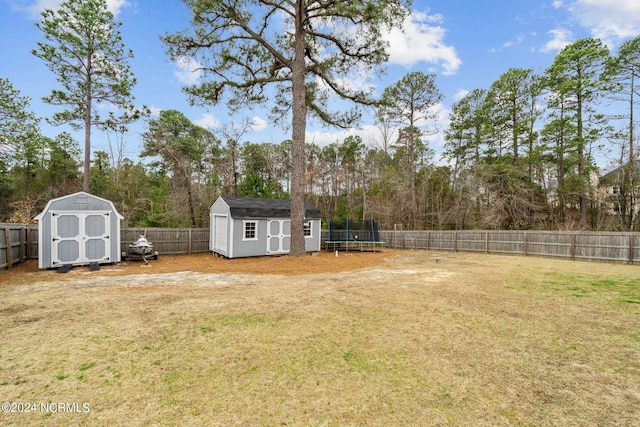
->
304, 220, 312, 237
243, 221, 258, 240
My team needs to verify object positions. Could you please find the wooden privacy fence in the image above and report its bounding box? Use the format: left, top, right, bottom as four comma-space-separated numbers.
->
121, 228, 209, 256
4, 224, 640, 271
384, 230, 640, 264
0, 224, 37, 271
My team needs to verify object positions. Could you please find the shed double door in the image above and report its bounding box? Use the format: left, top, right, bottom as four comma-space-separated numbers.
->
267, 219, 291, 254
51, 211, 111, 266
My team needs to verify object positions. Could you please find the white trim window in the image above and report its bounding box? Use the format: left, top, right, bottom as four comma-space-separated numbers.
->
303, 220, 312, 237
243, 220, 258, 240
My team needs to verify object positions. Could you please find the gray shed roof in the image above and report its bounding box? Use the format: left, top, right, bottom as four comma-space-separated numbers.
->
221, 196, 322, 219
34, 191, 124, 220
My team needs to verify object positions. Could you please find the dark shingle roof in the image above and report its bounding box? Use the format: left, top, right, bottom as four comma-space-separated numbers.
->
221, 196, 322, 219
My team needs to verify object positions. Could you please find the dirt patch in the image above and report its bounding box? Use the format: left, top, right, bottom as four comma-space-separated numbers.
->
0, 250, 394, 287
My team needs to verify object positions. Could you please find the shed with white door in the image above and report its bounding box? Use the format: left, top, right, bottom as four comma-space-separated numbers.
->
34, 191, 123, 269
209, 196, 322, 258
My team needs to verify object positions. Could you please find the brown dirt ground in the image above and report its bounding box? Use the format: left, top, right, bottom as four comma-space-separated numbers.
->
0, 250, 394, 286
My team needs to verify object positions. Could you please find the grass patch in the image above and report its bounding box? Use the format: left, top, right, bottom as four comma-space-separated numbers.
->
79, 361, 95, 372
0, 252, 639, 425
539, 273, 640, 306
54, 371, 68, 381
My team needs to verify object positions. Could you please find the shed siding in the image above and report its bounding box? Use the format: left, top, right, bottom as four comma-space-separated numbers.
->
50, 195, 111, 211
304, 219, 321, 252
230, 218, 268, 258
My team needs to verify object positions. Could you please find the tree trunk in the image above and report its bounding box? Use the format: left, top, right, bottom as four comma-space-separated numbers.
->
84, 64, 92, 192
289, 0, 307, 256
629, 74, 635, 230
577, 95, 587, 230
186, 173, 196, 228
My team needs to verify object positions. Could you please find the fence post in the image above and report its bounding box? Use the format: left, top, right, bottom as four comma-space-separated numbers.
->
571, 233, 576, 260
485, 231, 488, 253
188, 228, 193, 255
392, 226, 395, 250
4, 226, 12, 270
629, 233, 634, 264
19, 226, 25, 262
25, 226, 31, 260
454, 231, 458, 252
523, 231, 528, 256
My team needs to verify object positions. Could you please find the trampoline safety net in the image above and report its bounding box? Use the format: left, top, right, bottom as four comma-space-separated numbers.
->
327, 219, 383, 242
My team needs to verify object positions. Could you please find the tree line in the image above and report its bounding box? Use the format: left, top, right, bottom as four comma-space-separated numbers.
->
1, 0, 639, 232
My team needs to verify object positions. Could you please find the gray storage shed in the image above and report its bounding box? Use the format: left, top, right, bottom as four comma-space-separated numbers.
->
34, 191, 123, 269
209, 196, 322, 258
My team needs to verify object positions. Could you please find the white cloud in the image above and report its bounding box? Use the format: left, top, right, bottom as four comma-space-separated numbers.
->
105, 0, 130, 16
540, 28, 573, 53
306, 126, 379, 148
314, 71, 376, 98
147, 106, 162, 118
453, 89, 469, 102
173, 56, 202, 85
503, 35, 525, 48
13, 0, 130, 19
193, 113, 220, 129
306, 102, 450, 150
338, 73, 377, 94
567, 0, 640, 44
250, 116, 268, 132
384, 9, 462, 75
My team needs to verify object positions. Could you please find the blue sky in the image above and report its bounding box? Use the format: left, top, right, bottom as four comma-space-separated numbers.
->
2, 0, 640, 166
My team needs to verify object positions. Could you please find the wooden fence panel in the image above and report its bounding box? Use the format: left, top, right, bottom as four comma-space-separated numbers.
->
455, 231, 486, 253
486, 231, 525, 255
0, 224, 31, 270
5, 225, 640, 272
632, 234, 640, 264
428, 231, 456, 251
121, 228, 209, 256
523, 231, 573, 258
382, 230, 640, 264
574, 233, 629, 263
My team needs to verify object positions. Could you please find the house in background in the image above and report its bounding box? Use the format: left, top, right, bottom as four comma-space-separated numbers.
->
597, 163, 640, 229
209, 196, 322, 258
34, 191, 123, 269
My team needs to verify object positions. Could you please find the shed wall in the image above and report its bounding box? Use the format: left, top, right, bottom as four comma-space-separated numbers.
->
228, 218, 321, 258
209, 198, 231, 256
305, 219, 321, 252
230, 218, 269, 258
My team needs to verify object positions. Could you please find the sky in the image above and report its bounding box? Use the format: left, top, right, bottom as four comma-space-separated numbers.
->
2, 0, 640, 167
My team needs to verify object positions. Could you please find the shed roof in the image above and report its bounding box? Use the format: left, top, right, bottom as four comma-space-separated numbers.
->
34, 191, 124, 220
221, 196, 322, 219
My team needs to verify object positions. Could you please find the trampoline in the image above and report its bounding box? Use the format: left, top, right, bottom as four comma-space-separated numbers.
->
325, 219, 385, 252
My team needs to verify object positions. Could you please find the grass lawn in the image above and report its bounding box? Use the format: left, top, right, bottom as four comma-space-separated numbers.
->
0, 251, 639, 426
